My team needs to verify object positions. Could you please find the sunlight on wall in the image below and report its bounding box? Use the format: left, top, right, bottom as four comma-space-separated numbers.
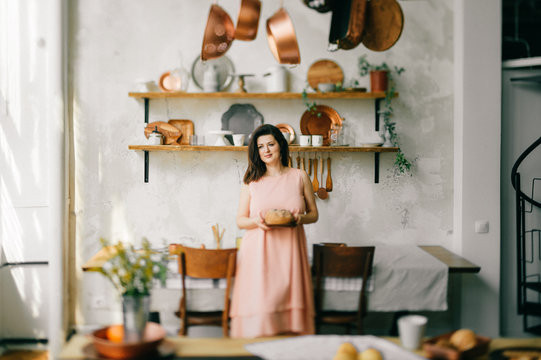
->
0, 181, 24, 270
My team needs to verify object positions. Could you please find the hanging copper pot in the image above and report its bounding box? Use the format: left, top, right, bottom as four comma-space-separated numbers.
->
201, 4, 235, 61
328, 0, 366, 51
362, 0, 404, 52
235, 0, 261, 41
266, 7, 301, 65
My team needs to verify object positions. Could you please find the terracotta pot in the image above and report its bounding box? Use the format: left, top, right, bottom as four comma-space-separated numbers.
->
370, 70, 388, 92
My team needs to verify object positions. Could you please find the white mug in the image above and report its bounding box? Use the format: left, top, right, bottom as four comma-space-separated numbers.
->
299, 135, 311, 146
233, 134, 246, 146
398, 315, 427, 350
312, 135, 323, 147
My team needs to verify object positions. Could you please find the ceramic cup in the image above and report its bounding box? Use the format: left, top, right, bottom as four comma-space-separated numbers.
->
312, 135, 323, 147
281, 132, 291, 144
398, 315, 428, 350
233, 134, 246, 146
299, 135, 311, 146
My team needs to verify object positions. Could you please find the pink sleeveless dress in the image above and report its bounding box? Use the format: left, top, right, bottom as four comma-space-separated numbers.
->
230, 168, 315, 338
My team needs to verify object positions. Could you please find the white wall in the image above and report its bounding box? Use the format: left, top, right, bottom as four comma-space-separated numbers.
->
71, 0, 460, 332
453, 0, 501, 336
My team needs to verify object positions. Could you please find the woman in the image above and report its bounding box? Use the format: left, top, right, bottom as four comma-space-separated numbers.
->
230, 124, 318, 338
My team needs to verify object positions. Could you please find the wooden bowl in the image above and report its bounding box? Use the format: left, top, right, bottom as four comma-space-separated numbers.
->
423, 331, 491, 360
91, 322, 166, 359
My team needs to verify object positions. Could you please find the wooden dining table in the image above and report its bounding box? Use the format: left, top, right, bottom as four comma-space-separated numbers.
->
58, 334, 541, 359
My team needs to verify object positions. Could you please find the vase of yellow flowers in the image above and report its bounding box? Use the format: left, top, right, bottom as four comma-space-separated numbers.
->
99, 238, 168, 343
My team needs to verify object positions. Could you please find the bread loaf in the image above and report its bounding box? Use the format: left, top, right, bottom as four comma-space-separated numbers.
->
264, 209, 294, 225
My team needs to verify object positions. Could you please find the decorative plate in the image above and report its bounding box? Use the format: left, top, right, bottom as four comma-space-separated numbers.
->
276, 123, 295, 144
300, 105, 343, 146
191, 55, 235, 91
221, 104, 263, 145
159, 71, 181, 92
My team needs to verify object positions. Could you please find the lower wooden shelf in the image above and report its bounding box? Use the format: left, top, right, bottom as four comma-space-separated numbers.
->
128, 145, 398, 183
128, 145, 399, 152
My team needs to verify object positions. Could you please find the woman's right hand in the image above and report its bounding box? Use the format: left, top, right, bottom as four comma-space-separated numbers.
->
252, 213, 270, 231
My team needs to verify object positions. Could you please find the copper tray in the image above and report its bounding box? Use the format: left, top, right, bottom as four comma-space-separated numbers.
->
300, 105, 343, 146
276, 123, 295, 144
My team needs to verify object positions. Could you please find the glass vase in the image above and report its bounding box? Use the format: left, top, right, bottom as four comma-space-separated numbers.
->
122, 294, 150, 343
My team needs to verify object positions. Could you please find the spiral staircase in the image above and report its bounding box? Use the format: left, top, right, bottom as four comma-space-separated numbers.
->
511, 136, 541, 334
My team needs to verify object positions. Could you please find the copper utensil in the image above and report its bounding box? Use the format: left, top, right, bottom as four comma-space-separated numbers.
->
326, 155, 333, 192
301, 156, 305, 172
296, 154, 301, 169
308, 156, 312, 176
266, 7, 300, 64
235, 0, 261, 41
312, 156, 319, 192
336, 0, 367, 50
317, 156, 329, 199
288, 155, 292, 167
362, 0, 404, 51
201, 4, 235, 61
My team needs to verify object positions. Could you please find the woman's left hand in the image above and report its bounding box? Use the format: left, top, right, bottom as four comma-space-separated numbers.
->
292, 209, 302, 225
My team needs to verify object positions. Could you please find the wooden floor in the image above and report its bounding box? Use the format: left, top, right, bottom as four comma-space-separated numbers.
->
0, 350, 48, 360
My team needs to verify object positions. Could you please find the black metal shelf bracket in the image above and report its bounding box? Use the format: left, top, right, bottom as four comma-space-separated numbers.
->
375, 99, 381, 132
374, 152, 380, 183
144, 98, 149, 183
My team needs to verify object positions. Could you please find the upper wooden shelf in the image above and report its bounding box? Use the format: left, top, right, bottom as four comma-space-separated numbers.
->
128, 145, 399, 153
128, 91, 391, 100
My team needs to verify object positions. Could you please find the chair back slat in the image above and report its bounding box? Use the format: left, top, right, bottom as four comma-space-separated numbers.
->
313, 245, 375, 278
179, 246, 237, 279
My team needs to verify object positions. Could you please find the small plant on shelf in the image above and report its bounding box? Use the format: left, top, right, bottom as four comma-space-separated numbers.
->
358, 55, 412, 174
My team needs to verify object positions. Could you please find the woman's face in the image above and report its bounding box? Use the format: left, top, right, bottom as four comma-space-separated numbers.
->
257, 134, 281, 165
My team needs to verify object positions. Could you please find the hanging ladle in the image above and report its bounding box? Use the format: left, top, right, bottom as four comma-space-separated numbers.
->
312, 154, 319, 193
317, 155, 329, 199
326, 154, 333, 192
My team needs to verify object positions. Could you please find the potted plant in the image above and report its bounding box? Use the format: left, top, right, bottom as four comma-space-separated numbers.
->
98, 238, 168, 342
358, 55, 412, 174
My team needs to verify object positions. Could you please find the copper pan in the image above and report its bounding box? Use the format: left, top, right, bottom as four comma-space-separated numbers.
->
266, 8, 300, 65
235, 0, 261, 41
337, 0, 366, 50
201, 4, 235, 61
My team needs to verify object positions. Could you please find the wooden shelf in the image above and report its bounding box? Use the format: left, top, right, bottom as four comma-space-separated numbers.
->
128, 91, 392, 100
128, 145, 399, 153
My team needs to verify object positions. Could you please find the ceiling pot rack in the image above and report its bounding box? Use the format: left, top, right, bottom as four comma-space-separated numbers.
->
129, 91, 399, 183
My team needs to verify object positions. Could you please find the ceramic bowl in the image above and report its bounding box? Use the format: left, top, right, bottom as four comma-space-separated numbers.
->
317, 82, 336, 93
91, 322, 166, 360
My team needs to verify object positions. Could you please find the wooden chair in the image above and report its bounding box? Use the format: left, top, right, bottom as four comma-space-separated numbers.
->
169, 244, 237, 337
312, 244, 375, 335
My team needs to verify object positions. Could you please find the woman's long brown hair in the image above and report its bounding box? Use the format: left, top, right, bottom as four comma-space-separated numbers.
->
243, 124, 289, 184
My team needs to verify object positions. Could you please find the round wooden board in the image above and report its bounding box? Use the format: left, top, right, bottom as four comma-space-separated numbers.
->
362, 0, 404, 52
307, 60, 344, 90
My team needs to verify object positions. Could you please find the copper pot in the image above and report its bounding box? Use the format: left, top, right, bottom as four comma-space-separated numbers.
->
201, 4, 235, 61
235, 0, 261, 41
266, 8, 300, 65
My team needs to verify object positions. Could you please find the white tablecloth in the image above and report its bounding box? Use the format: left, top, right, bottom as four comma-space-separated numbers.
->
152, 245, 448, 313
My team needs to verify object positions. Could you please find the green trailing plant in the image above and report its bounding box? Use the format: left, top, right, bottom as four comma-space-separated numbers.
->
301, 87, 321, 117
358, 55, 411, 174
98, 237, 168, 296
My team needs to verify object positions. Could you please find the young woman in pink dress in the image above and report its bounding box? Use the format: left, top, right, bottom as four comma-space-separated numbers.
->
230, 124, 319, 338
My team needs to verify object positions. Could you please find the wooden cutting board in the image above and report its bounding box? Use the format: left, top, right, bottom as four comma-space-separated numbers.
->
144, 121, 181, 145
307, 60, 344, 90
168, 119, 194, 145
362, 0, 404, 52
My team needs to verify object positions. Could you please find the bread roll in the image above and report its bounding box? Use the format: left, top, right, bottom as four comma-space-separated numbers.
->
264, 209, 294, 225
449, 329, 477, 351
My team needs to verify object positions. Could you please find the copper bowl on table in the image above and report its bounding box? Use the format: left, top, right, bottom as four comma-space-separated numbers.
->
266, 7, 300, 65
201, 4, 235, 61
91, 322, 166, 359
234, 0, 261, 41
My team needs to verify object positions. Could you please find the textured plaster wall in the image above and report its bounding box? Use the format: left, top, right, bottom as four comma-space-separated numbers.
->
71, 0, 454, 327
